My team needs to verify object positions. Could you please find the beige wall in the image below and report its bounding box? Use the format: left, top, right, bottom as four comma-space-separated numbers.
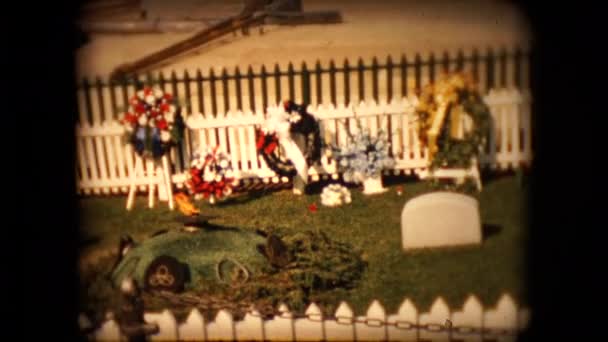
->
76, 0, 532, 79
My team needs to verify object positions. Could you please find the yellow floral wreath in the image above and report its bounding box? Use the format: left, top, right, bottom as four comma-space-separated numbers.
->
416, 73, 490, 169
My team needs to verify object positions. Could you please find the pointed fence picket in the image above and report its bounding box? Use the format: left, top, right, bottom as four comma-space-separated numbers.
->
234, 309, 265, 341
89, 294, 530, 341
354, 300, 388, 341
325, 302, 355, 341
178, 309, 206, 341
206, 310, 235, 341
387, 298, 419, 342
264, 303, 295, 341
418, 297, 451, 342
144, 309, 178, 341
294, 303, 324, 341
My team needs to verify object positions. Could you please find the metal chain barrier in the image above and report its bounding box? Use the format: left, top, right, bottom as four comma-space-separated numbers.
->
135, 291, 522, 338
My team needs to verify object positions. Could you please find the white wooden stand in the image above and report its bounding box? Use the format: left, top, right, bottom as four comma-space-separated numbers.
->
126, 154, 175, 211
418, 158, 482, 191
362, 175, 388, 195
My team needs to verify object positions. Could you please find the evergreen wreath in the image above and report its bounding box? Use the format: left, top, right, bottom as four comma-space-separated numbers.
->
415, 73, 491, 170
256, 100, 322, 177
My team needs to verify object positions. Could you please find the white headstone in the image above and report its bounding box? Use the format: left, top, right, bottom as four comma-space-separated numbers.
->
401, 192, 481, 250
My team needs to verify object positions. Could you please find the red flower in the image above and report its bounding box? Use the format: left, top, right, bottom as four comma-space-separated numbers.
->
308, 203, 318, 213
160, 103, 170, 113
265, 142, 277, 154
150, 108, 162, 117
123, 112, 137, 124
163, 93, 173, 101
134, 103, 146, 114
143, 87, 153, 96
256, 132, 266, 150
256, 131, 279, 154
156, 119, 168, 130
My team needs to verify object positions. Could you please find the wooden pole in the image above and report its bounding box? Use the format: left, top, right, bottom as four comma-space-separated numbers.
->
111, 13, 267, 79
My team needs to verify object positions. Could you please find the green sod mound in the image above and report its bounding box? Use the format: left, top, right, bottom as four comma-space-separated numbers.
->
111, 227, 268, 290
110, 225, 367, 315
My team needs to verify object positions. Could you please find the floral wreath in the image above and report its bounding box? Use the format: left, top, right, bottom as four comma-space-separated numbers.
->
255, 100, 322, 177
120, 87, 184, 158
415, 73, 490, 169
185, 146, 237, 202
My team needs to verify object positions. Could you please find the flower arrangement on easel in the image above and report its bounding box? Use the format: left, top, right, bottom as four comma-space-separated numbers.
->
415, 72, 490, 193
330, 118, 395, 195
119, 87, 184, 159
120, 86, 184, 211
184, 146, 238, 204
415, 72, 490, 170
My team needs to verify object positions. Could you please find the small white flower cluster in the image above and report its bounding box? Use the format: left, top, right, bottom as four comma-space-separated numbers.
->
288, 112, 302, 124
261, 110, 291, 139
320, 184, 352, 207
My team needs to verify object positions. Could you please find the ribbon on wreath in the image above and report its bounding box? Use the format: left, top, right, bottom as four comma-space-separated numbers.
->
256, 103, 312, 182
421, 75, 467, 160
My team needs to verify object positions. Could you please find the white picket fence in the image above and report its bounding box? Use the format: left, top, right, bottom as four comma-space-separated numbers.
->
88, 293, 530, 341
76, 88, 532, 195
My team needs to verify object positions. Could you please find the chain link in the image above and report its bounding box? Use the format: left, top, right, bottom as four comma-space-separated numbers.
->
423, 323, 445, 332
334, 316, 354, 325
452, 325, 479, 334
363, 318, 384, 328
393, 320, 416, 330
305, 313, 323, 322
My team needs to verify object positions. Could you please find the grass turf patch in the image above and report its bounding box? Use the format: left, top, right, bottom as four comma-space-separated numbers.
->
78, 175, 528, 320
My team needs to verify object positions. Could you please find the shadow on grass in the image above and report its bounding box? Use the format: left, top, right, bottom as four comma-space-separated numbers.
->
175, 219, 246, 234
482, 223, 503, 241
175, 215, 221, 225
199, 222, 243, 233
216, 188, 282, 207
481, 166, 530, 186
304, 173, 421, 195
382, 173, 422, 187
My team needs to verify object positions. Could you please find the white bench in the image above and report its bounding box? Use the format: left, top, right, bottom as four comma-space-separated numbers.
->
417, 158, 482, 191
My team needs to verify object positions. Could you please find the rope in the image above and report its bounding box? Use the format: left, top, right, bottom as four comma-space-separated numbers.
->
215, 257, 250, 285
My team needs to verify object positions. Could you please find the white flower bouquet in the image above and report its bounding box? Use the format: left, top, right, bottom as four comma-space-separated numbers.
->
185, 147, 237, 203
320, 184, 352, 207
331, 127, 395, 184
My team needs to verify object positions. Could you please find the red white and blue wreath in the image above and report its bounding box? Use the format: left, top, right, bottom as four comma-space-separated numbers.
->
119, 87, 184, 158
185, 146, 238, 203
255, 100, 322, 179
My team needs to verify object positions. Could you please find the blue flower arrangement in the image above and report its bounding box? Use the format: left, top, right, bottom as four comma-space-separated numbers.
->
331, 122, 396, 184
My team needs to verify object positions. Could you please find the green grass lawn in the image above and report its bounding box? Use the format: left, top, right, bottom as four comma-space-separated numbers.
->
79, 174, 528, 319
